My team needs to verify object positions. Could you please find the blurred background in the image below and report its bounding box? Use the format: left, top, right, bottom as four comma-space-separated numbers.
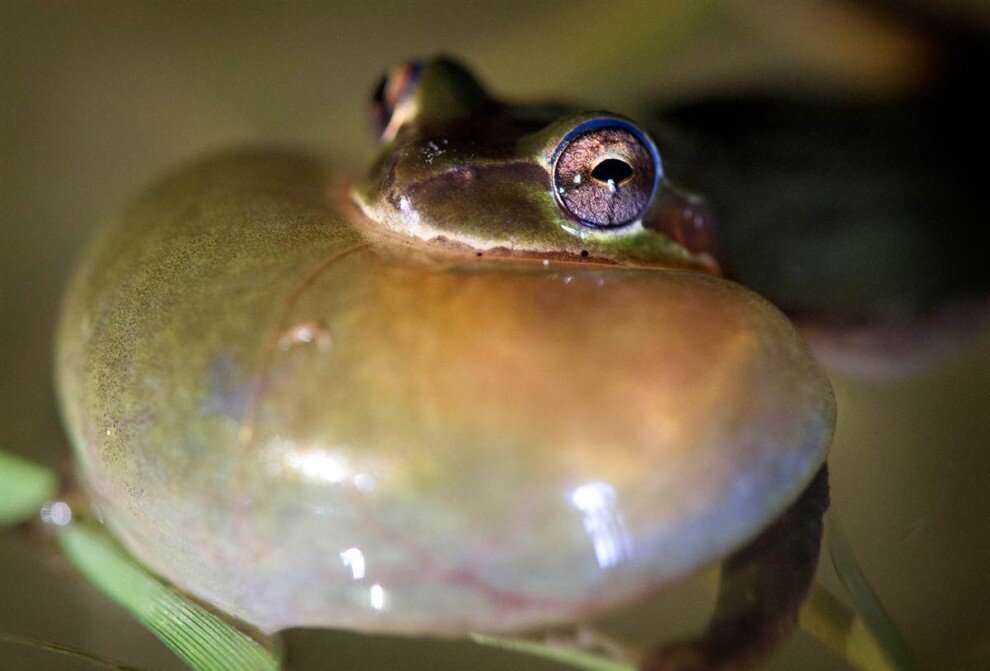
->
2, 1, 988, 669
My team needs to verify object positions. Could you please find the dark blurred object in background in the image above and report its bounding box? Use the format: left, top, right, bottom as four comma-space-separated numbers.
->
652, 0, 989, 377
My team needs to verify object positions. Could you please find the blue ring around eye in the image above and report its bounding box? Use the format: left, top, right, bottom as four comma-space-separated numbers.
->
551, 117, 664, 227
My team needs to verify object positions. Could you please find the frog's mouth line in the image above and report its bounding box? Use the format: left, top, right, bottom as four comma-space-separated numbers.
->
340, 201, 619, 268
335, 176, 608, 263
334, 177, 717, 273
394, 158, 654, 242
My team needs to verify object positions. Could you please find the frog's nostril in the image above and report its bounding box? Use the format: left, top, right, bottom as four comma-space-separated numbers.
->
591, 159, 634, 186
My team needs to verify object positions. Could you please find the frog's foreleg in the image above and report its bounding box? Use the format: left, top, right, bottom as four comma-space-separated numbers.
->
641, 467, 829, 671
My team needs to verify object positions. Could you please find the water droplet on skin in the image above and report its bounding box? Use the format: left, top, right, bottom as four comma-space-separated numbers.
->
606, 179, 617, 193
40, 501, 73, 526
568, 481, 632, 569
573, 174, 582, 185
369, 583, 388, 611
340, 547, 366, 580
421, 140, 444, 164
279, 322, 332, 352
450, 165, 475, 181
353, 473, 376, 492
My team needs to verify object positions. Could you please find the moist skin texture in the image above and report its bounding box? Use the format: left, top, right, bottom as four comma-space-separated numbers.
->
57, 148, 834, 636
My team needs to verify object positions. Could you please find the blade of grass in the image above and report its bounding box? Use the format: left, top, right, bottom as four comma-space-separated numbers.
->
828, 522, 916, 671
0, 631, 144, 671
470, 632, 635, 671
799, 582, 898, 671
58, 522, 278, 671
0, 449, 58, 526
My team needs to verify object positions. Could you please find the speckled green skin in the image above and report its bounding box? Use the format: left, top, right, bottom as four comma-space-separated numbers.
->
56, 61, 834, 637
57, 152, 366, 624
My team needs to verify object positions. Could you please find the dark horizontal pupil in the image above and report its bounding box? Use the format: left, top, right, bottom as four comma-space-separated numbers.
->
591, 158, 634, 185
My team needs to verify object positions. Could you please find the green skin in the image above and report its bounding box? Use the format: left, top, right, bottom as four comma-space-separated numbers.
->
352, 60, 705, 269
56, 58, 834, 668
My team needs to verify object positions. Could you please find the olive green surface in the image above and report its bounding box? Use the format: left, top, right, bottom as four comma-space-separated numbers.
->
3, 2, 989, 670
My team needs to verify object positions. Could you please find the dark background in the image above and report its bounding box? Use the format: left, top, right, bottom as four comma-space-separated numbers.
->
2, 2, 988, 669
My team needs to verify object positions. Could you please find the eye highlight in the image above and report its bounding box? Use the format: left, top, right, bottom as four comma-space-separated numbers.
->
552, 120, 661, 228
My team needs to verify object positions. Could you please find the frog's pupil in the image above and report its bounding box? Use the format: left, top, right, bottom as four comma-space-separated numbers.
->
591, 159, 633, 186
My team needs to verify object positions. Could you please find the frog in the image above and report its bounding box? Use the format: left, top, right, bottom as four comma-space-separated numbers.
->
55, 57, 835, 669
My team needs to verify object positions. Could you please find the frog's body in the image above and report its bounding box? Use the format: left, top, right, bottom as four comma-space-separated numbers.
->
56, 60, 834, 641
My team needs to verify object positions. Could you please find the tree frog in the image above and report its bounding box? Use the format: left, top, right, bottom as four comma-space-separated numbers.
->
56, 58, 835, 667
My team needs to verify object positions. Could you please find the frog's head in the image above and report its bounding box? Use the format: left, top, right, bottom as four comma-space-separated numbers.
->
353, 57, 717, 270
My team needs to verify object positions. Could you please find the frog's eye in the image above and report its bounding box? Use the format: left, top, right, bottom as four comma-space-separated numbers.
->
371, 61, 423, 142
552, 120, 662, 228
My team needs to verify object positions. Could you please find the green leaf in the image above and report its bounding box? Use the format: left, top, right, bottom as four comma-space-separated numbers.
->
0, 449, 58, 527
58, 523, 278, 671
470, 633, 634, 671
